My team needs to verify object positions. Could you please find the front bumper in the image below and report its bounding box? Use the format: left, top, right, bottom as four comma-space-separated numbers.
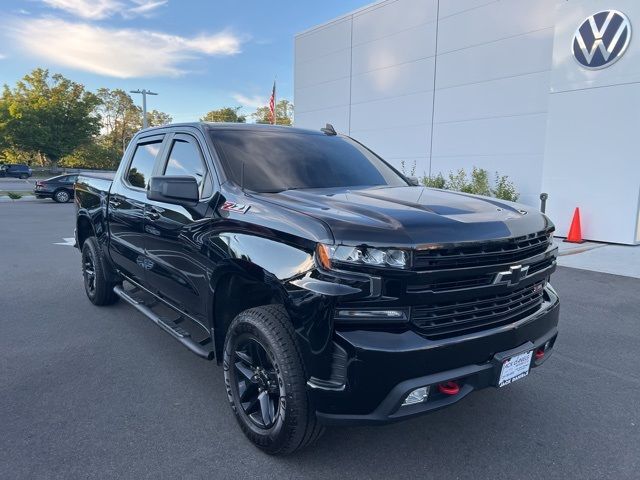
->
310, 288, 559, 426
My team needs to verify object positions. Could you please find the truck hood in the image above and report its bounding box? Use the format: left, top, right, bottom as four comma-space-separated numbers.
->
257, 186, 552, 247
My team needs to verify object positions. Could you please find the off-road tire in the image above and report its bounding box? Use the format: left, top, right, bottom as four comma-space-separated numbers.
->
81, 237, 119, 306
223, 305, 324, 455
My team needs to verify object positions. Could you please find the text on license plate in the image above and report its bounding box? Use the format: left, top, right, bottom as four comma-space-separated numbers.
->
498, 350, 533, 388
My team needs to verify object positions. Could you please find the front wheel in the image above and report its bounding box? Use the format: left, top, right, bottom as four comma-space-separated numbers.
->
223, 305, 324, 455
19, 173, 28, 179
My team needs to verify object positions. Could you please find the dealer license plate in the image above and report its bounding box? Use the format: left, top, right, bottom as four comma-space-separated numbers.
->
498, 350, 533, 387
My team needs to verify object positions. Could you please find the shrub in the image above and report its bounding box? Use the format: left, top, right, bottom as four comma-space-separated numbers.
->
400, 160, 416, 177
492, 173, 519, 202
469, 166, 491, 196
8, 192, 23, 199
422, 172, 446, 189
446, 168, 468, 192
419, 167, 520, 202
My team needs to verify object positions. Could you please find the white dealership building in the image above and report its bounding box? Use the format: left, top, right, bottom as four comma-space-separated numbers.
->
294, 0, 640, 245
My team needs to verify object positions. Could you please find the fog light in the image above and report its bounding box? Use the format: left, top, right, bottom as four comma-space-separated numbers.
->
402, 386, 430, 406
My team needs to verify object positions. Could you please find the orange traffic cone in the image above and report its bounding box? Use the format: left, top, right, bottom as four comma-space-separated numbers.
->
564, 207, 585, 243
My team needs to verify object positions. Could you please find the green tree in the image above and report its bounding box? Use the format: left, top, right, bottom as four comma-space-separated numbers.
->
200, 106, 246, 123
147, 109, 173, 127
0, 68, 101, 169
60, 142, 118, 170
95, 88, 141, 156
252, 99, 293, 125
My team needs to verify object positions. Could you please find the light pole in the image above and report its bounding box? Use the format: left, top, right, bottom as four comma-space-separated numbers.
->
130, 89, 158, 129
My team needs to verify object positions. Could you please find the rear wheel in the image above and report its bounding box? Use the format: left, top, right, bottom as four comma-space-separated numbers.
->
53, 189, 71, 203
223, 305, 324, 455
19, 173, 28, 179
81, 237, 118, 305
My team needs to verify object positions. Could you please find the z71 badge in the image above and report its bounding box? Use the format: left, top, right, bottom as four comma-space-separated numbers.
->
221, 201, 250, 214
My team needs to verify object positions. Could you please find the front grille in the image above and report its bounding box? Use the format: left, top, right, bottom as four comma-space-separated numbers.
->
411, 280, 545, 339
407, 275, 493, 293
406, 256, 555, 294
413, 230, 552, 270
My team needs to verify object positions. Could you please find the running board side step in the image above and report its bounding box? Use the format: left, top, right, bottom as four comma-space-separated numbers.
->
113, 285, 214, 360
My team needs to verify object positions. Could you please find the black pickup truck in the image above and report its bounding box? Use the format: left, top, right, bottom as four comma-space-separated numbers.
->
75, 122, 560, 454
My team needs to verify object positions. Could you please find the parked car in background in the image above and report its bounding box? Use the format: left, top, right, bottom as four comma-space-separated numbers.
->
0, 163, 33, 179
34, 174, 78, 202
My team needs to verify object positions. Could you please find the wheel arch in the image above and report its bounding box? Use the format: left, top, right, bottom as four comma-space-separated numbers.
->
76, 214, 95, 248
210, 261, 290, 363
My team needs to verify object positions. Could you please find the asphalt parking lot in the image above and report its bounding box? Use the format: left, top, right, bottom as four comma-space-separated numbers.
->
0, 176, 35, 192
1, 201, 639, 479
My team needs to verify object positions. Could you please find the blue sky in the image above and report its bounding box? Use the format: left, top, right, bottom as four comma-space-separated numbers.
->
0, 0, 369, 122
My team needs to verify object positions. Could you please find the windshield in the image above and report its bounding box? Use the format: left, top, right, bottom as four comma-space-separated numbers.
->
209, 129, 407, 192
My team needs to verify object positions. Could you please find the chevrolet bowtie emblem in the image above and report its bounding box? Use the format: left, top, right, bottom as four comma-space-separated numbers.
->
494, 265, 529, 286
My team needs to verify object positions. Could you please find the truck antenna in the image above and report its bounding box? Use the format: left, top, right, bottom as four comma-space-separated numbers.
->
320, 123, 337, 136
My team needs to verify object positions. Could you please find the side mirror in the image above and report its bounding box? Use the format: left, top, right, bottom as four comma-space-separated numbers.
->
407, 176, 420, 186
147, 176, 199, 204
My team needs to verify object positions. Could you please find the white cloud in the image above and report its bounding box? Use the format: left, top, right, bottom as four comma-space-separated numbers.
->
8, 17, 242, 78
125, 0, 167, 17
0, 53, 6, 59
232, 94, 267, 109
41, 0, 167, 20
41, 0, 122, 19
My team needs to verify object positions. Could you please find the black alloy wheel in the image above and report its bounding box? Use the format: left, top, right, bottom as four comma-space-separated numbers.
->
233, 335, 281, 429
82, 246, 97, 297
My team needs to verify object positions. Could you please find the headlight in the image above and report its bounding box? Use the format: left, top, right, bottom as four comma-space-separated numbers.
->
316, 244, 409, 269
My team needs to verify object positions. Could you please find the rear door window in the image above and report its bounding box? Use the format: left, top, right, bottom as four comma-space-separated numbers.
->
126, 139, 163, 189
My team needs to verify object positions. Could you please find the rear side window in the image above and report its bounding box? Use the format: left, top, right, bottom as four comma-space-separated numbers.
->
163, 138, 212, 197
127, 140, 162, 188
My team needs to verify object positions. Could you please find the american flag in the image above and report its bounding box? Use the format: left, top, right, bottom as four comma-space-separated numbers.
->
268, 81, 276, 125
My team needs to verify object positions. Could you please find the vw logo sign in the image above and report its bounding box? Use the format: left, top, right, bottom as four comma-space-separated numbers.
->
573, 10, 631, 69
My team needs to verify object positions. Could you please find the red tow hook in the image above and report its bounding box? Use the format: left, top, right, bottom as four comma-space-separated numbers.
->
438, 381, 460, 396
535, 348, 545, 360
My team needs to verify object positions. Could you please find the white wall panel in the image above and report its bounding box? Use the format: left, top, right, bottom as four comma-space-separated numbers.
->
438, 0, 496, 19
295, 49, 351, 89
352, 22, 437, 74
294, 77, 350, 114
352, 0, 436, 45
437, 0, 555, 54
351, 57, 435, 104
294, 106, 350, 133
295, 19, 351, 62
432, 114, 547, 158
350, 124, 430, 161
434, 71, 549, 124
542, 81, 640, 244
436, 28, 553, 89
350, 91, 432, 131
